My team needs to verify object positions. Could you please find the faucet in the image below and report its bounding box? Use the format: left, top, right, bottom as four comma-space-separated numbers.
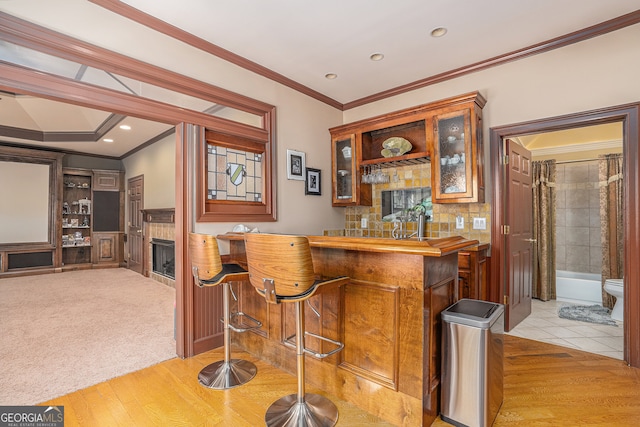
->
392, 220, 406, 239
392, 213, 427, 240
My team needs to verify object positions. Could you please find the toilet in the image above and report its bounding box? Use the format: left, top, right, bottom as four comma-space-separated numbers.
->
604, 278, 624, 322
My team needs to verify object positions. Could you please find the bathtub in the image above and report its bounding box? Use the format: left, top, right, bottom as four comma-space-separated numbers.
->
555, 270, 602, 305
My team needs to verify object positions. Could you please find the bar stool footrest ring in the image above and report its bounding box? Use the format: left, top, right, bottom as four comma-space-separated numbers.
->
283, 332, 344, 359
224, 311, 263, 332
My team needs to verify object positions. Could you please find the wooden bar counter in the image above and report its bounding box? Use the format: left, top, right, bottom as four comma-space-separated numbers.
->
218, 233, 477, 426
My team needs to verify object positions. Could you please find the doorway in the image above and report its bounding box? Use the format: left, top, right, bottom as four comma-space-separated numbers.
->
507, 126, 624, 359
490, 103, 640, 367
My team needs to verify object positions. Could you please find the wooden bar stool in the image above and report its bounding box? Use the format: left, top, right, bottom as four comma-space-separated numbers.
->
244, 233, 348, 427
189, 232, 262, 389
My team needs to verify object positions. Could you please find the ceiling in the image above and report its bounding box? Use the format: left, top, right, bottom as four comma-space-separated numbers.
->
0, 0, 636, 157
118, 0, 638, 104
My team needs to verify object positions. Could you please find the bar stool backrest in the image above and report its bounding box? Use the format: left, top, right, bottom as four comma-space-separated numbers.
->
189, 232, 223, 283
244, 233, 316, 300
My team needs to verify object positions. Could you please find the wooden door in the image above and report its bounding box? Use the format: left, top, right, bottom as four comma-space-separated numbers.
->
505, 139, 533, 330
127, 175, 144, 275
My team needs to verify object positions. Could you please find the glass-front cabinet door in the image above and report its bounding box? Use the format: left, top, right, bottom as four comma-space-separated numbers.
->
432, 107, 485, 203
331, 134, 371, 206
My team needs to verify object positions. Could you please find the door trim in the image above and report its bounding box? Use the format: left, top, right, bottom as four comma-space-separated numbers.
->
489, 102, 640, 367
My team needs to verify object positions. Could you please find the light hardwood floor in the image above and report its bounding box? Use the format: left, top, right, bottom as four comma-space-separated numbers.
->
42, 335, 640, 426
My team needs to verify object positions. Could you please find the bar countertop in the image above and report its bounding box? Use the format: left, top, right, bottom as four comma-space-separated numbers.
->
218, 232, 478, 257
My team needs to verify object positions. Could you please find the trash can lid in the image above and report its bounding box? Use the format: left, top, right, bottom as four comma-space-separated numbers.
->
441, 299, 504, 328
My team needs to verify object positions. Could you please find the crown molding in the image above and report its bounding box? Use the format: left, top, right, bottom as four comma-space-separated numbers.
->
91, 2, 640, 111
89, 0, 344, 110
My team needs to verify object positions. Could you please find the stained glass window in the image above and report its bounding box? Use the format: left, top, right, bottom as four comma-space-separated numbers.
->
207, 145, 262, 202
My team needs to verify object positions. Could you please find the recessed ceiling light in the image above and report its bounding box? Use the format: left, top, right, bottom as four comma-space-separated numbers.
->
119, 125, 131, 130
370, 53, 384, 61
325, 73, 338, 80
103, 138, 114, 143
431, 27, 447, 37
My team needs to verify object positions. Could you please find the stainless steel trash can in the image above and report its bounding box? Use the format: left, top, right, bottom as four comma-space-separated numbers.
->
441, 299, 504, 427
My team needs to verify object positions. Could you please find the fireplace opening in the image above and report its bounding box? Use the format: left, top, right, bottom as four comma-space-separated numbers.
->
151, 238, 175, 280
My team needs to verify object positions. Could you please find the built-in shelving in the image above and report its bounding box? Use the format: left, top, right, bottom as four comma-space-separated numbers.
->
61, 169, 92, 267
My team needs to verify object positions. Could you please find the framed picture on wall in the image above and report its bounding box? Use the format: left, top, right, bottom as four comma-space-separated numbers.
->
305, 168, 321, 195
287, 149, 305, 180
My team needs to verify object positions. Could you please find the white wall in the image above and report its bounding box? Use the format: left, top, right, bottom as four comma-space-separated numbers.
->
122, 134, 176, 210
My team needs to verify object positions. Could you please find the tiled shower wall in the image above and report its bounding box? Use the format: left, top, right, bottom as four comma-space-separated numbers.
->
555, 160, 601, 274
327, 162, 491, 243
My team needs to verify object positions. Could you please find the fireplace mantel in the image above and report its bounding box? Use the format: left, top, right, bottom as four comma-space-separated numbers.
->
141, 208, 175, 223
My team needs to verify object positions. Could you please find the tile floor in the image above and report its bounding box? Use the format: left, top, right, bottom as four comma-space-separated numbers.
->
507, 299, 623, 360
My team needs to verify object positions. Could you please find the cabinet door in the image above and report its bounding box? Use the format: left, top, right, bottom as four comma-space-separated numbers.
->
433, 109, 474, 202
331, 134, 371, 206
93, 232, 120, 264
93, 170, 122, 191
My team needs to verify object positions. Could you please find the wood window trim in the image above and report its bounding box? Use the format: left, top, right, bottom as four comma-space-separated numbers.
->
197, 125, 277, 222
0, 13, 278, 223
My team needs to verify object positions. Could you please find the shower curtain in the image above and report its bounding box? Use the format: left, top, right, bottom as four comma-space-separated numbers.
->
599, 154, 624, 309
532, 160, 556, 301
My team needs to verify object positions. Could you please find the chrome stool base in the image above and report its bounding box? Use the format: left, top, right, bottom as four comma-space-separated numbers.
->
265, 393, 338, 427
198, 359, 257, 389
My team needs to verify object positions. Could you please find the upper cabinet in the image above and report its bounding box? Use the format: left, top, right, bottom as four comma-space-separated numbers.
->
93, 169, 122, 191
331, 133, 371, 206
432, 95, 485, 203
329, 91, 485, 206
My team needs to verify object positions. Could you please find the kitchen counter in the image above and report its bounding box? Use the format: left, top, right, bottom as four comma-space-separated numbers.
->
217, 233, 477, 426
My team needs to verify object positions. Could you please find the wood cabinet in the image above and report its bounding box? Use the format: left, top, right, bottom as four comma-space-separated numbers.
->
457, 243, 490, 301
92, 170, 125, 268
432, 95, 486, 203
329, 92, 485, 206
61, 168, 93, 268
93, 232, 119, 264
93, 169, 121, 191
330, 133, 371, 206
61, 167, 124, 270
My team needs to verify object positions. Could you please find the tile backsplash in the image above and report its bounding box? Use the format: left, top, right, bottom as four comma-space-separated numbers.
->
327, 162, 491, 242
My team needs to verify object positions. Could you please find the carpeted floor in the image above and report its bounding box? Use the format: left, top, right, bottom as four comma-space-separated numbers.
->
0, 268, 176, 405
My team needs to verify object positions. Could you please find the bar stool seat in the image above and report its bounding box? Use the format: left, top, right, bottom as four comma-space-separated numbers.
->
189, 232, 262, 389
244, 233, 349, 427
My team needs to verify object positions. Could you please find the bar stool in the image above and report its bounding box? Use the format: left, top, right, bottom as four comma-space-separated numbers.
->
244, 233, 348, 427
189, 232, 262, 389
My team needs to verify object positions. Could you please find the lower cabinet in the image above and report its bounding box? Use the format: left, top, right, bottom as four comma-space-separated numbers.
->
457, 244, 490, 301
93, 232, 122, 266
